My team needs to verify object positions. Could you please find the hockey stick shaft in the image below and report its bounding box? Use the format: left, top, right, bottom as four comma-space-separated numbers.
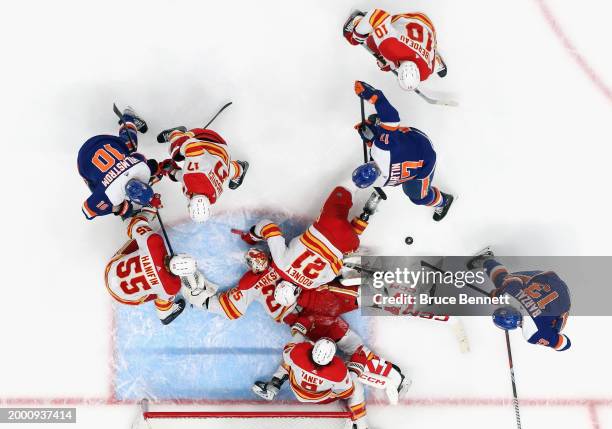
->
156, 210, 175, 256
203, 101, 232, 129
420, 261, 491, 296
359, 98, 388, 200
505, 330, 523, 429
360, 98, 368, 162
112, 103, 138, 148
112, 104, 175, 255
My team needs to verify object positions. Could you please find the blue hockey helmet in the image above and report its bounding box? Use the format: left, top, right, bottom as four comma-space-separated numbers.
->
492, 306, 522, 330
352, 161, 381, 189
125, 179, 154, 205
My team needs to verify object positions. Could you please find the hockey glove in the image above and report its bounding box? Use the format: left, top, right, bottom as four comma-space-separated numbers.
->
354, 122, 376, 144
240, 226, 263, 245
115, 200, 138, 220
149, 193, 163, 209
158, 158, 180, 175
354, 81, 379, 102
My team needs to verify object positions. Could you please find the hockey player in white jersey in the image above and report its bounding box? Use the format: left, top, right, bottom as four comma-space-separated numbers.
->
236, 186, 382, 290
157, 126, 248, 223
180, 248, 293, 322
343, 8, 447, 91
104, 203, 206, 324
253, 338, 369, 428
252, 337, 410, 429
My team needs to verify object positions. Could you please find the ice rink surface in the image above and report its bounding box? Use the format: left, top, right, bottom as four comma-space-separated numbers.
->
1, 0, 611, 427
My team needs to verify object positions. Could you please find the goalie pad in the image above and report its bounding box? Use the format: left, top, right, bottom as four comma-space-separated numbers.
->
348, 345, 410, 404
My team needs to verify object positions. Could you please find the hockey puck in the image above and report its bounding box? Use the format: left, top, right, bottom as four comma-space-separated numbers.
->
405, 236, 414, 245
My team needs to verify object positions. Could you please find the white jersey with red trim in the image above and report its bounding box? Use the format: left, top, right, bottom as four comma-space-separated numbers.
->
207, 265, 296, 322
168, 128, 242, 204
356, 9, 438, 79
104, 207, 182, 317
252, 220, 344, 290
271, 342, 367, 422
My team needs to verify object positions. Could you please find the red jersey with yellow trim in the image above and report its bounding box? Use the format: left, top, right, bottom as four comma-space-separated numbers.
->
104, 208, 181, 311
355, 9, 438, 81
208, 265, 295, 322
284, 283, 359, 343
282, 342, 354, 404
253, 221, 345, 290
169, 128, 232, 204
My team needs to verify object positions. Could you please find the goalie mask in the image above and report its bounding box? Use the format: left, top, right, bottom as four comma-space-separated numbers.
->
312, 338, 337, 366
245, 248, 269, 273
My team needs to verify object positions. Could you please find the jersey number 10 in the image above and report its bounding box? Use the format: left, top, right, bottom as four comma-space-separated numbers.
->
92, 144, 126, 173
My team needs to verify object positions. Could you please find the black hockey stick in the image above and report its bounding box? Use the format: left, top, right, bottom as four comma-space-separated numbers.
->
360, 44, 458, 107
203, 101, 232, 129
112, 103, 175, 256
505, 330, 523, 429
156, 101, 233, 143
156, 210, 175, 256
422, 259, 523, 426
359, 98, 387, 200
113, 103, 138, 149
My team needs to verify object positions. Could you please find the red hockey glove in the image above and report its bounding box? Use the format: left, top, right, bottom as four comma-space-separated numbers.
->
149, 193, 163, 209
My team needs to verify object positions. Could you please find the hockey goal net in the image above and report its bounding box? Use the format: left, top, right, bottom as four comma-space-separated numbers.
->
132, 403, 353, 429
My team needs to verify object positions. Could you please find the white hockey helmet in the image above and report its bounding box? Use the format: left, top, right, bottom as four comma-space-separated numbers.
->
312, 338, 337, 366
274, 281, 300, 307
168, 254, 197, 276
189, 194, 211, 223
397, 61, 421, 91
245, 248, 269, 273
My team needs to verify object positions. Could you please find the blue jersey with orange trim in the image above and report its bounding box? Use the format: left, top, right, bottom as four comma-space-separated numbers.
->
485, 260, 572, 351
367, 91, 437, 186
77, 134, 150, 219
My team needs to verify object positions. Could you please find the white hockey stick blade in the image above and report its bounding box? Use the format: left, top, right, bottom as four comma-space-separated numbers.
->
339, 277, 362, 286
414, 89, 459, 107
451, 317, 471, 353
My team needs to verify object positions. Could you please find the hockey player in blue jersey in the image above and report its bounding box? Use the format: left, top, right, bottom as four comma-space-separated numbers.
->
467, 249, 571, 351
352, 81, 454, 221
77, 106, 164, 220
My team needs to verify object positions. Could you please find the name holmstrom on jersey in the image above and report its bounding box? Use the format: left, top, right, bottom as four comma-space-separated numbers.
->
101, 156, 141, 188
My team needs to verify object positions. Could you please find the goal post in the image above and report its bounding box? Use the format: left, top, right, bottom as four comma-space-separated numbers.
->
133, 400, 354, 429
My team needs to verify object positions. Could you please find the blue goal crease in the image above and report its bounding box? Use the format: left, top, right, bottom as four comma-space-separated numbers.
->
113, 210, 370, 401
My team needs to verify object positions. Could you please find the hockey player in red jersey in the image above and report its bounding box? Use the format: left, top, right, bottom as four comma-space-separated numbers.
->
104, 204, 209, 324
181, 248, 294, 322
343, 9, 447, 91
157, 126, 249, 223
253, 339, 369, 428
236, 186, 383, 290
181, 248, 361, 329
252, 338, 410, 429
